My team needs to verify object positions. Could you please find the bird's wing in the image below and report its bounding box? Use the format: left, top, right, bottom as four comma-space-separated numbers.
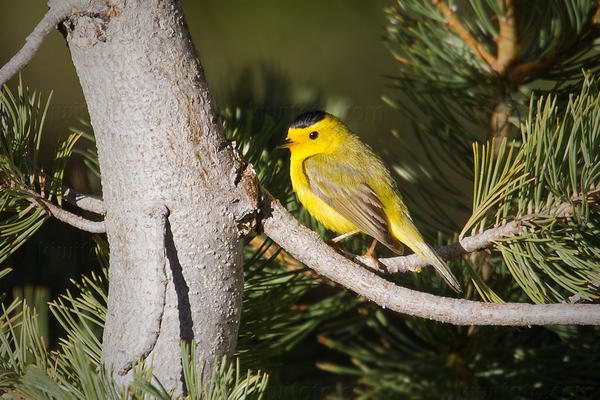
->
303, 155, 404, 254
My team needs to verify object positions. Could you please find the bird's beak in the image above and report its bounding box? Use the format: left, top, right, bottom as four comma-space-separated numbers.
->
277, 138, 293, 148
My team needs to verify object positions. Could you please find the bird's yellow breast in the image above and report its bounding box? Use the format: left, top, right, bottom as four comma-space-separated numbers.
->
290, 156, 357, 234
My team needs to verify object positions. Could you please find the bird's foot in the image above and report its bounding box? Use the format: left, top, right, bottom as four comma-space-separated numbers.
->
354, 239, 384, 272
355, 254, 385, 272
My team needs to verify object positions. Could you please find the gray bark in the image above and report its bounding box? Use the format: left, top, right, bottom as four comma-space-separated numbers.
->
57, 0, 257, 391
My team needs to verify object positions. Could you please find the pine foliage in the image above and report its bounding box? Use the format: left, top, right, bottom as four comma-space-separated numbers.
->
383, 0, 600, 231
459, 76, 600, 302
0, 238, 268, 399
319, 306, 600, 400
380, 0, 600, 302
318, 1, 600, 398
1, 1, 600, 399
0, 78, 82, 265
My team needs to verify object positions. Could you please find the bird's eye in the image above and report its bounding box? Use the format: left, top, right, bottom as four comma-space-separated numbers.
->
309, 131, 319, 140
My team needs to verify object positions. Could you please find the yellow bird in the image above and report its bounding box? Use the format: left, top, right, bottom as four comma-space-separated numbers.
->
279, 111, 461, 292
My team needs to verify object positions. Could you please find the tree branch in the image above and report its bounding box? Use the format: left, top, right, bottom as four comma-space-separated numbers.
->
62, 184, 105, 214
260, 190, 600, 325
0, 1, 75, 86
360, 188, 599, 272
488, 1, 519, 142
31, 195, 105, 233
495, 0, 518, 73
379, 221, 523, 273
37, 171, 105, 214
431, 0, 499, 73
509, 48, 560, 87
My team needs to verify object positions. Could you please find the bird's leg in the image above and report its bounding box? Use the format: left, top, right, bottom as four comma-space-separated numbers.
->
363, 238, 378, 258
327, 229, 360, 255
329, 229, 360, 244
327, 232, 383, 273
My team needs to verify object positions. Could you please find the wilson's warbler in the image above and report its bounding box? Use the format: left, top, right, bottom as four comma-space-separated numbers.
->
279, 111, 461, 292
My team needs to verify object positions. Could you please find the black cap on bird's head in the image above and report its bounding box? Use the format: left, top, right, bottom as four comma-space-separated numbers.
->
289, 111, 327, 129
278, 110, 330, 149
279, 110, 348, 153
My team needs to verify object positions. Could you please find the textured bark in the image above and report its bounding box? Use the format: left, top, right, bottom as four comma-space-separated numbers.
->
57, 0, 257, 390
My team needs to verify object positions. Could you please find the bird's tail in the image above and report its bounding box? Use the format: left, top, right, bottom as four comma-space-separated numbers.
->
412, 240, 461, 293
391, 218, 462, 293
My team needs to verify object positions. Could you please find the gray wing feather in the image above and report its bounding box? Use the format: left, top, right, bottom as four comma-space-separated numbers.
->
303, 156, 404, 254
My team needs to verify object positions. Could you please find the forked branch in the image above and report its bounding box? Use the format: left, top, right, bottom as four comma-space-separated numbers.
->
260, 190, 600, 326
62, 184, 106, 214
32, 195, 105, 233
431, 0, 599, 87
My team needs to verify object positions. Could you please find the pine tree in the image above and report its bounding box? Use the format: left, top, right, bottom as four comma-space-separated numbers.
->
1, 0, 600, 399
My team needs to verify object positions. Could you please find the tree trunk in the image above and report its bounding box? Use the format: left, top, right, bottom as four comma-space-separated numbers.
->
59, 0, 257, 391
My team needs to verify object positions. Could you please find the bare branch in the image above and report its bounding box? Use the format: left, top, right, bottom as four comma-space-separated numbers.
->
380, 221, 523, 273
495, 0, 518, 73
0, 2, 75, 86
31, 196, 105, 233
37, 171, 106, 214
62, 184, 106, 214
15, 180, 106, 232
260, 190, 600, 325
509, 48, 560, 87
